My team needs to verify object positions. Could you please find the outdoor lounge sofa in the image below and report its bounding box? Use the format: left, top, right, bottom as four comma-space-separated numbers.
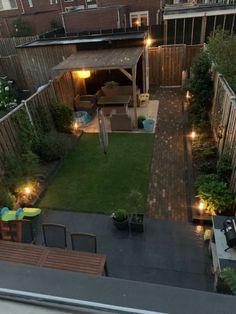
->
110, 109, 133, 131
74, 94, 97, 115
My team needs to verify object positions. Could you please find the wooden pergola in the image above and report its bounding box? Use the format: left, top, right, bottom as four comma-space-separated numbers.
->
52, 46, 147, 127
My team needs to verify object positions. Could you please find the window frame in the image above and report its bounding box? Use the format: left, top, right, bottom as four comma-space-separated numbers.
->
130, 11, 149, 28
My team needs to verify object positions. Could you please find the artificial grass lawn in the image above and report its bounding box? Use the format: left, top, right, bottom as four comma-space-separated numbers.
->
40, 133, 154, 214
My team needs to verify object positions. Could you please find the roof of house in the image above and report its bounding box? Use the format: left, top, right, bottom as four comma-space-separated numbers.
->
18, 32, 146, 48
52, 47, 144, 72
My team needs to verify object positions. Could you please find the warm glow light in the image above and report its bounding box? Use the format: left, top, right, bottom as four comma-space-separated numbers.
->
199, 202, 204, 211
191, 131, 196, 139
186, 91, 191, 99
135, 20, 141, 27
146, 37, 152, 47
196, 225, 203, 234
25, 187, 31, 195
77, 70, 91, 79
74, 122, 79, 130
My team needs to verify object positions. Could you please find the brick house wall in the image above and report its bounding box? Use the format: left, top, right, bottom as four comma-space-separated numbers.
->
63, 6, 128, 33
63, 0, 161, 34
98, 0, 161, 26
0, 0, 85, 37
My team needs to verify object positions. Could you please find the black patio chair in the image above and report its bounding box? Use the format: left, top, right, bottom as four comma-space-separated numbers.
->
21, 219, 35, 244
70, 232, 97, 253
42, 223, 67, 249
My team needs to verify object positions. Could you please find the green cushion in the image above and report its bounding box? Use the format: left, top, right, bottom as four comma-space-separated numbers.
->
23, 208, 41, 217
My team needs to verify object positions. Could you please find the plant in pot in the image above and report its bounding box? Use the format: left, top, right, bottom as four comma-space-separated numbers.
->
112, 209, 129, 230
138, 115, 146, 129
128, 190, 144, 232
104, 81, 119, 89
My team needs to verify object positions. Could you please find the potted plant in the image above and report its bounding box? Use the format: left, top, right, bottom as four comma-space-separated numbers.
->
128, 190, 144, 232
104, 81, 119, 89
112, 209, 129, 230
138, 115, 146, 129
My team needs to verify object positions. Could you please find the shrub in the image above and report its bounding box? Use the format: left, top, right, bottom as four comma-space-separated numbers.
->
128, 190, 143, 211
208, 29, 236, 93
217, 154, 232, 183
4, 152, 41, 193
50, 102, 73, 133
192, 137, 218, 174
138, 116, 146, 129
33, 133, 65, 162
0, 78, 17, 111
221, 268, 236, 295
11, 17, 33, 37
112, 209, 128, 222
187, 50, 213, 110
195, 174, 233, 215
0, 189, 16, 210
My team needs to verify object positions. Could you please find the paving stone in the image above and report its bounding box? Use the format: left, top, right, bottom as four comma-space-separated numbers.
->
147, 88, 188, 222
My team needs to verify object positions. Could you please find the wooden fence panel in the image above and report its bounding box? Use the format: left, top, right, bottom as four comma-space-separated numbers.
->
17, 44, 77, 92
149, 47, 160, 86
0, 81, 59, 174
211, 70, 236, 193
53, 72, 75, 108
0, 36, 38, 56
160, 45, 185, 86
148, 44, 202, 87
0, 55, 27, 89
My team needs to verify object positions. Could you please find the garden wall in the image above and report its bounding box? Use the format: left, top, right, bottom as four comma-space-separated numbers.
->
0, 36, 38, 56
0, 36, 38, 90
0, 82, 54, 174
149, 44, 203, 87
0, 72, 76, 175
211, 71, 236, 194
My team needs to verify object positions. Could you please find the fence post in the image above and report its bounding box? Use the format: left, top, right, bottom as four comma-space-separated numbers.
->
23, 100, 37, 136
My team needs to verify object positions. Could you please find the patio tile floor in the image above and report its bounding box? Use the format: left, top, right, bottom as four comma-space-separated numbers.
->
36, 209, 213, 292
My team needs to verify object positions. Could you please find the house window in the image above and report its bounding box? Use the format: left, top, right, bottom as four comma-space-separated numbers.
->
130, 11, 149, 27
85, 0, 97, 8
49, 0, 58, 4
64, 0, 74, 2
0, 0, 17, 10
9, 0, 17, 8
27, 0, 33, 7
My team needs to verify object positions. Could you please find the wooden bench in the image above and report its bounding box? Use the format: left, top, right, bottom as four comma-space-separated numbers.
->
0, 240, 106, 276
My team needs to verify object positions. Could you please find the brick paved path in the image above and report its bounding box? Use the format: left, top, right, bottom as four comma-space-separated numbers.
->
147, 88, 189, 222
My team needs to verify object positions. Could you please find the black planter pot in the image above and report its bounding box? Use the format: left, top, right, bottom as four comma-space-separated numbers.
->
112, 217, 129, 230
130, 213, 144, 232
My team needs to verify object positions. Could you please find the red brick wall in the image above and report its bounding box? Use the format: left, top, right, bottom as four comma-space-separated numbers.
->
98, 0, 161, 26
7, 11, 61, 36
64, 6, 127, 33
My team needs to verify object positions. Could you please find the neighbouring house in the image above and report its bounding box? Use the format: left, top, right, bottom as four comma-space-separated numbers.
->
163, 3, 236, 45
62, 0, 162, 34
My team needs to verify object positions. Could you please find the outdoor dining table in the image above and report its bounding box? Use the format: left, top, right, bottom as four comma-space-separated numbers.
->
0, 240, 106, 276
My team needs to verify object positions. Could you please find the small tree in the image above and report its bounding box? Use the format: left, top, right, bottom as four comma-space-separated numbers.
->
208, 29, 236, 93
187, 50, 213, 110
50, 102, 73, 133
11, 17, 33, 37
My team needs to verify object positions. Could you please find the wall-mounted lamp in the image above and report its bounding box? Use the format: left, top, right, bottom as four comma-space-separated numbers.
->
77, 70, 91, 79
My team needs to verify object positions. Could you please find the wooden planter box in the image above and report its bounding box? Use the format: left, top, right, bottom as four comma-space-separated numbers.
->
130, 214, 144, 232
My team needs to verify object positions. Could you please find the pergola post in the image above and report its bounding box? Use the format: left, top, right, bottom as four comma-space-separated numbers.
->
132, 65, 138, 129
